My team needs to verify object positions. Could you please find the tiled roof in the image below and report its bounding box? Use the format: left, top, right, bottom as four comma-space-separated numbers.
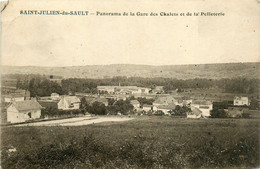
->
64, 96, 81, 104
4, 93, 25, 98
157, 103, 176, 110
154, 96, 176, 104
130, 100, 140, 104
11, 100, 42, 111
192, 100, 211, 105
191, 107, 202, 116
143, 104, 153, 108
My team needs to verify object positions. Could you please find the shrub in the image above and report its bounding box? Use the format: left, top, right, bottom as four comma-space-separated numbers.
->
210, 109, 228, 118
87, 101, 107, 115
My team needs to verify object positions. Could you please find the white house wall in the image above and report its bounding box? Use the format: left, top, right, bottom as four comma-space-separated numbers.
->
7, 107, 41, 123
58, 98, 80, 110
7, 106, 19, 123
58, 99, 64, 109
191, 104, 212, 117
4, 97, 24, 103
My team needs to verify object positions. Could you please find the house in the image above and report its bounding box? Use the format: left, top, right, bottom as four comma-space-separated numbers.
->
191, 100, 212, 117
153, 95, 176, 106
4, 93, 25, 102
97, 86, 116, 94
51, 93, 60, 101
58, 96, 81, 110
7, 100, 42, 123
152, 86, 164, 94
38, 100, 58, 110
142, 104, 153, 112
116, 94, 127, 101
130, 100, 140, 109
234, 97, 249, 106
115, 86, 150, 95
156, 103, 176, 115
138, 88, 151, 94
187, 107, 202, 119
227, 107, 249, 118
183, 100, 192, 107
97, 85, 151, 95
175, 99, 185, 106
3, 89, 30, 102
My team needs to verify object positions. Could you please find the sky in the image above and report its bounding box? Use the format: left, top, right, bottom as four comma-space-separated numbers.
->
1, 0, 259, 67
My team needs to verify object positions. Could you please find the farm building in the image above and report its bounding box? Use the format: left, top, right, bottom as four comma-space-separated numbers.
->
97, 86, 116, 94
97, 85, 151, 95
187, 107, 202, 119
130, 100, 140, 109
58, 96, 81, 110
4, 93, 25, 102
38, 100, 58, 110
152, 86, 164, 94
7, 100, 42, 123
191, 100, 212, 117
3, 89, 30, 103
51, 93, 60, 101
153, 95, 177, 106
142, 104, 153, 112
116, 94, 127, 101
234, 97, 249, 106
156, 103, 176, 115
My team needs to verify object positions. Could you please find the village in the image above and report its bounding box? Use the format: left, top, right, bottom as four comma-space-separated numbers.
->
1, 78, 258, 124
1, 0, 259, 166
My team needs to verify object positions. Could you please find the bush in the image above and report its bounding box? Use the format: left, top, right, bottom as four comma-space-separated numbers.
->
106, 100, 133, 115
154, 110, 164, 116
172, 105, 191, 116
41, 107, 85, 118
242, 112, 250, 118
2, 133, 258, 169
210, 109, 228, 118
87, 101, 107, 115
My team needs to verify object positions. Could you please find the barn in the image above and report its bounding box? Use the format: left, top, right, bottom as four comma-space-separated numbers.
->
7, 100, 42, 123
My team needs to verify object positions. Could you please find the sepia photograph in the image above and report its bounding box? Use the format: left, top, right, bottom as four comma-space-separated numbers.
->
0, 0, 259, 168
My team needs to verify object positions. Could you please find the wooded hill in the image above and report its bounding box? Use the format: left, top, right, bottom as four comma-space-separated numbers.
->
2, 62, 259, 79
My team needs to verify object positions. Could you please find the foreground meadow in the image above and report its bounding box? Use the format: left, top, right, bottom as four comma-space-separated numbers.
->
1, 116, 259, 168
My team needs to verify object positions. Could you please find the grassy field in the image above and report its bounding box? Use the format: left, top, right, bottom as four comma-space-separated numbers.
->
1, 116, 259, 168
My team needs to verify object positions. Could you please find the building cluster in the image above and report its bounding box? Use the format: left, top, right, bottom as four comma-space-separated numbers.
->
212, 96, 250, 118
1, 81, 255, 123
97, 85, 151, 95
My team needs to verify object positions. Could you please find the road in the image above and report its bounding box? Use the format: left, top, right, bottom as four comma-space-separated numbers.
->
13, 116, 134, 127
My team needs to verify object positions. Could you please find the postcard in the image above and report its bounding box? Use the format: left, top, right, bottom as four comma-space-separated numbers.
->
1, 0, 259, 168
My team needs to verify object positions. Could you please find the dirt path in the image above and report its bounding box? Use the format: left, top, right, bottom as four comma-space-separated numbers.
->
13, 116, 134, 127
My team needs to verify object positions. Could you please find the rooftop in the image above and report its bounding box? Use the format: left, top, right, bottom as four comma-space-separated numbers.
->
130, 100, 140, 104
192, 100, 212, 105
62, 96, 81, 104
10, 100, 42, 111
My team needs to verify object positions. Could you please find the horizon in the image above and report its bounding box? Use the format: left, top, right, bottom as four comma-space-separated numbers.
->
2, 61, 260, 68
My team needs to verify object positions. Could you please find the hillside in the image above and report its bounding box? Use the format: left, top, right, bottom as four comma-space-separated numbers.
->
1, 62, 260, 79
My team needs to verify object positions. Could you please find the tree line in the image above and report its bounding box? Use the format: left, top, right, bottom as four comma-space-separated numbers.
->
6, 74, 259, 97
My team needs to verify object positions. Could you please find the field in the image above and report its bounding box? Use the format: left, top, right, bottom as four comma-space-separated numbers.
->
1, 116, 259, 168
